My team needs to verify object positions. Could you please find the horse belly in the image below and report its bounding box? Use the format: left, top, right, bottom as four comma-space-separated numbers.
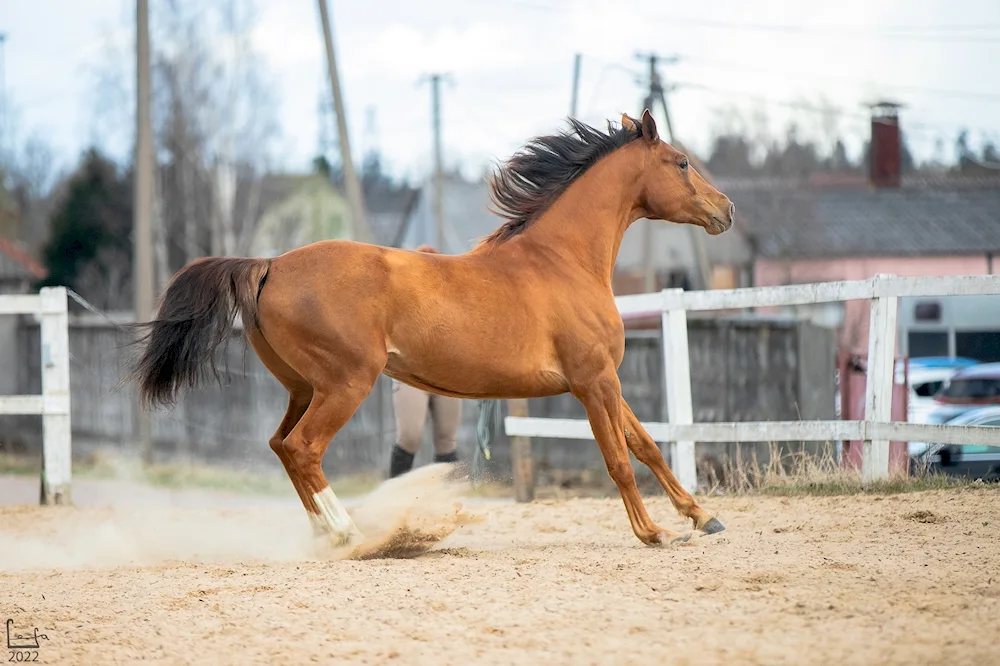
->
383, 337, 567, 400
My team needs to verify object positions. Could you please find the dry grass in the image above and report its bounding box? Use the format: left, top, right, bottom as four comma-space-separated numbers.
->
698, 442, 975, 496
1, 442, 982, 503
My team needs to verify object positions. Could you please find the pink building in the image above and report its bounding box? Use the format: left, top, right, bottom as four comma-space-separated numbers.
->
753, 247, 995, 354
714, 104, 1000, 354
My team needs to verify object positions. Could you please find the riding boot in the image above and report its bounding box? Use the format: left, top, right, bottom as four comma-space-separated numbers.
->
389, 444, 415, 478
434, 450, 459, 463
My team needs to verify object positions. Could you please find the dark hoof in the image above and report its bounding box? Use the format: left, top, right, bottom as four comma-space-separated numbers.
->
669, 533, 691, 546
700, 517, 726, 535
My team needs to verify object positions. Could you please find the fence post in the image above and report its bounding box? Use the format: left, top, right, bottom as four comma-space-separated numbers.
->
508, 398, 534, 502
862, 274, 898, 485
661, 288, 697, 493
39, 286, 72, 505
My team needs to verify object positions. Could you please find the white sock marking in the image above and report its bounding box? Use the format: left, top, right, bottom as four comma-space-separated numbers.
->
312, 487, 361, 545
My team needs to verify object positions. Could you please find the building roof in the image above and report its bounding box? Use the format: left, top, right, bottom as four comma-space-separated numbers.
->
0, 236, 47, 282
717, 173, 1000, 260
398, 173, 501, 254
363, 181, 420, 246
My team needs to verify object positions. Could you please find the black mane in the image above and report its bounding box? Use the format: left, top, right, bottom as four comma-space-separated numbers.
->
483, 117, 643, 244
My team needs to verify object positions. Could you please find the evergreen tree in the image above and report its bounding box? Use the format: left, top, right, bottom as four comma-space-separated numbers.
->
37, 149, 133, 309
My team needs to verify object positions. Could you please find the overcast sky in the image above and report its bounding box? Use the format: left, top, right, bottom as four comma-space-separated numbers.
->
3, 0, 1000, 184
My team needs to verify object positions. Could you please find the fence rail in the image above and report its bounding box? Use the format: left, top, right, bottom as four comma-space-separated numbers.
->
0, 287, 72, 505
504, 273, 1000, 499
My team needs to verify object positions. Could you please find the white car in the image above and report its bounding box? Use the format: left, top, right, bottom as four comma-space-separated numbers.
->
910, 406, 1000, 482
895, 357, 979, 426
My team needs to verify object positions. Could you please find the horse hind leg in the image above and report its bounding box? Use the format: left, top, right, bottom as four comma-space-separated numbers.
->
575, 373, 690, 546
276, 348, 389, 551
250, 331, 315, 513
620, 399, 725, 535
251, 329, 365, 547
268, 390, 313, 511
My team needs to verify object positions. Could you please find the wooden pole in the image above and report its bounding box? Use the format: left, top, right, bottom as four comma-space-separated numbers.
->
316, 0, 372, 244
508, 398, 534, 502
569, 53, 581, 119
134, 0, 155, 464
420, 73, 452, 251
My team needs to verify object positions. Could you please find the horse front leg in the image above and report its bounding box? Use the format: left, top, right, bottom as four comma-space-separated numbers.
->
574, 373, 690, 547
620, 400, 725, 535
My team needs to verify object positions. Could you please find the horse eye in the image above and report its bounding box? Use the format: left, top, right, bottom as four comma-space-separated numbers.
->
679, 160, 688, 170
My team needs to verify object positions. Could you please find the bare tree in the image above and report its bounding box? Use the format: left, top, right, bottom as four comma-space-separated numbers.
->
0, 126, 61, 251
86, 0, 281, 281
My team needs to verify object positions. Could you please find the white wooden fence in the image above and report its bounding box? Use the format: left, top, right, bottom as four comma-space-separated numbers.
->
0, 287, 72, 505
504, 274, 1000, 495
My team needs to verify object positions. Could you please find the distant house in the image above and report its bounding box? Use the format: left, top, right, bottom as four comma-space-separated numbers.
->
396, 172, 499, 253
0, 236, 47, 295
719, 104, 1000, 354
249, 174, 353, 258
249, 171, 420, 257
362, 177, 420, 247
0, 237, 48, 397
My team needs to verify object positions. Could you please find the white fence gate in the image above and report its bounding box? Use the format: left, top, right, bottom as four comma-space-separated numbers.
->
0, 287, 72, 505
505, 274, 1000, 496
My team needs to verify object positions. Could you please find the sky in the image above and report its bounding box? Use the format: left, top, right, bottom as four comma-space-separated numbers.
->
3, 0, 1000, 185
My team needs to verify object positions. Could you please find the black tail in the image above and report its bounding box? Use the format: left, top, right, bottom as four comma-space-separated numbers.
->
128, 256, 270, 409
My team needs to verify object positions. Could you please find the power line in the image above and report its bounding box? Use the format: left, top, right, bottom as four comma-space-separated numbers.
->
575, 50, 1000, 140
672, 80, 998, 141
571, 52, 996, 145
479, 0, 1000, 43
672, 53, 1000, 104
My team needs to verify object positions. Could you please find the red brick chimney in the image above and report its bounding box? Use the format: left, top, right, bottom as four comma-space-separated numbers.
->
869, 101, 903, 188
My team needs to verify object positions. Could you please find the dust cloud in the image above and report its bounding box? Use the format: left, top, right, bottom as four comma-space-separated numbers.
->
0, 463, 482, 571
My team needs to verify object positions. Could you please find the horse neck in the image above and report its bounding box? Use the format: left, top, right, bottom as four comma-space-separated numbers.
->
514, 147, 645, 283
486, 146, 642, 285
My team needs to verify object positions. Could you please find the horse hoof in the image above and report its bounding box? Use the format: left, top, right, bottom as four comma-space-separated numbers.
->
670, 534, 691, 546
700, 517, 726, 535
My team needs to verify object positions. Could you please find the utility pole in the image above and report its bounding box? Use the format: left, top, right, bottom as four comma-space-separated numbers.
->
134, 0, 155, 463
316, 0, 372, 243
569, 53, 582, 118
636, 53, 677, 143
420, 73, 452, 251
0, 33, 7, 158
634, 52, 712, 292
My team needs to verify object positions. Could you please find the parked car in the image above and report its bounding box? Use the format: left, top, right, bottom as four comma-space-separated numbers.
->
910, 406, 1000, 482
907, 362, 1000, 455
899, 357, 979, 425
927, 362, 1000, 417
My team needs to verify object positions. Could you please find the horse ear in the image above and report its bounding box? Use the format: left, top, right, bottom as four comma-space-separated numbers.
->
621, 113, 639, 132
640, 109, 658, 142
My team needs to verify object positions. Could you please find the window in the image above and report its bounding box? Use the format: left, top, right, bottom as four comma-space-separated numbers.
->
914, 301, 942, 322
913, 381, 944, 398
939, 378, 1000, 400
908, 331, 948, 358
956, 332, 1000, 363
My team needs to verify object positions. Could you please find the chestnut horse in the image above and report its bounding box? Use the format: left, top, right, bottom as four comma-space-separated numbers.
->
130, 109, 734, 552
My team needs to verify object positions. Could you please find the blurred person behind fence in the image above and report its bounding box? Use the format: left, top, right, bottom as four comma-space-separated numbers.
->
388, 244, 463, 478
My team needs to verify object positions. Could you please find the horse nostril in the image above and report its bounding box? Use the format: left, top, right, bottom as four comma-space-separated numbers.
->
728, 202, 736, 222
